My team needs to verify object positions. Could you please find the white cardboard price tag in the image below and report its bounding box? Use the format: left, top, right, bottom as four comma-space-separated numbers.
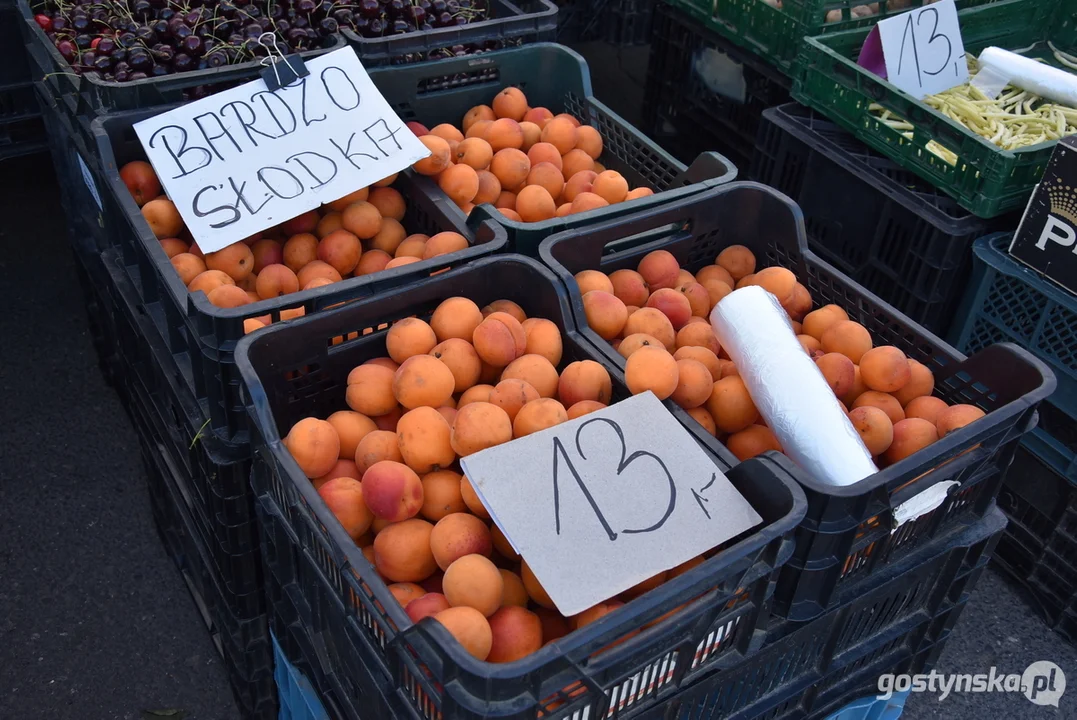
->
856, 0, 969, 100
460, 393, 762, 617
134, 46, 430, 254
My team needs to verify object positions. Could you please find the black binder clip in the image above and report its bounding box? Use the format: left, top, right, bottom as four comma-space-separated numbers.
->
258, 32, 309, 92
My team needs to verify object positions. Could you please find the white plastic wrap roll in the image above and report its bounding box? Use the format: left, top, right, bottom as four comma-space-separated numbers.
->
978, 47, 1077, 106
710, 286, 878, 487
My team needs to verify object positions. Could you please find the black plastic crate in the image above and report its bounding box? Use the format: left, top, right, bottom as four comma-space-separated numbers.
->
369, 43, 736, 255
642, 3, 791, 172
141, 421, 276, 720
557, 0, 655, 46
82, 105, 507, 447
0, 80, 45, 161
751, 104, 1012, 338
994, 442, 1077, 645
237, 254, 806, 720
342, 0, 558, 64
649, 508, 1003, 720
0, 6, 33, 85
89, 247, 267, 615
537, 182, 1055, 622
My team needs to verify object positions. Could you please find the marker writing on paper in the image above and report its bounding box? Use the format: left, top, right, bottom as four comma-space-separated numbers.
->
551, 417, 677, 540
896, 6, 954, 88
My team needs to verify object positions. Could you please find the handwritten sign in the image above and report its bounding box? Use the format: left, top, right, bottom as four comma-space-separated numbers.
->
856, 0, 968, 100
134, 47, 430, 254
460, 393, 762, 616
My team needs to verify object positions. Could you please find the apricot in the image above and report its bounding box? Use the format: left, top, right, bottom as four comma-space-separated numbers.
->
444, 554, 503, 617
423, 231, 470, 259
361, 460, 424, 522
665, 358, 711, 409
695, 265, 735, 288
499, 355, 557, 399
429, 123, 465, 144
566, 401, 606, 420
318, 477, 373, 539
841, 364, 869, 406
467, 171, 500, 208
394, 407, 454, 474
455, 137, 494, 170
284, 417, 340, 479
296, 261, 342, 289
578, 290, 626, 340
520, 121, 542, 151
207, 284, 251, 308
313, 458, 361, 488
327, 187, 369, 213
171, 254, 207, 286
467, 119, 492, 140
513, 398, 569, 437
527, 142, 563, 170
621, 346, 676, 400
430, 513, 493, 570
816, 353, 856, 398
369, 218, 406, 256
406, 593, 451, 623
355, 249, 392, 275
516, 184, 557, 223
623, 307, 676, 350
893, 360, 935, 406
884, 418, 939, 465
374, 518, 437, 582
490, 148, 531, 189
373, 406, 406, 432
427, 338, 480, 394
936, 404, 986, 437
449, 401, 513, 455
707, 376, 759, 433
423, 298, 482, 345
905, 395, 948, 426
637, 250, 680, 290
591, 170, 628, 205
489, 379, 541, 422
485, 606, 543, 663
492, 87, 528, 120
415, 135, 452, 175
574, 125, 603, 160
346, 363, 397, 416
460, 475, 490, 520
557, 360, 613, 407
607, 269, 649, 307
727, 424, 784, 461
142, 198, 183, 239
521, 560, 554, 609
820, 321, 873, 363
395, 235, 429, 260
619, 333, 664, 357
523, 107, 554, 127
388, 583, 426, 609
860, 346, 911, 393
562, 169, 597, 203
713, 245, 754, 281
386, 318, 437, 363
463, 104, 496, 131
674, 346, 722, 380
483, 300, 527, 322
439, 164, 480, 206
540, 117, 577, 154
160, 237, 188, 259
327, 410, 377, 459
574, 600, 623, 629
252, 264, 297, 300
570, 191, 609, 214
473, 312, 527, 367
498, 570, 529, 608
458, 384, 494, 408
435, 606, 493, 660
849, 406, 894, 456
525, 162, 564, 201
853, 391, 905, 426
678, 282, 711, 317
675, 323, 720, 355
687, 406, 717, 436
561, 149, 595, 180
646, 288, 692, 330
394, 356, 456, 409
519, 318, 563, 366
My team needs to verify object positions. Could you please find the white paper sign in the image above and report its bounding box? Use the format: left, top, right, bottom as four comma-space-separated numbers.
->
460, 393, 762, 616
858, 0, 969, 100
134, 47, 430, 254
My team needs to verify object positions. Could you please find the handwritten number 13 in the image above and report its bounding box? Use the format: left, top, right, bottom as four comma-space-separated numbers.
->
897, 7, 951, 87
551, 418, 677, 541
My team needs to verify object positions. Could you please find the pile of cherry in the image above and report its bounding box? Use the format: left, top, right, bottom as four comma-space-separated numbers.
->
33, 0, 495, 82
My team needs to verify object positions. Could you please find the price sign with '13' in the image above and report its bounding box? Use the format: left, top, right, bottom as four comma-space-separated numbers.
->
858, 0, 969, 100
460, 392, 762, 616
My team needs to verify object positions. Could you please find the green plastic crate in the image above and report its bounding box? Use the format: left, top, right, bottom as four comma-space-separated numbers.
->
793, 0, 1077, 218
662, 0, 998, 76
366, 42, 736, 256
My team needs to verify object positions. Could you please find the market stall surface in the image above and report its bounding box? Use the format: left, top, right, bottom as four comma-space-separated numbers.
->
0, 156, 1073, 720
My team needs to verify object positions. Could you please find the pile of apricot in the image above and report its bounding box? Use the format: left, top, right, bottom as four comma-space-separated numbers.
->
281, 296, 706, 662
120, 162, 470, 333
408, 86, 653, 222
571, 246, 986, 467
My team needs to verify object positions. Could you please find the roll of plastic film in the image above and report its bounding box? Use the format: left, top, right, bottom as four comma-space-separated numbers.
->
978, 47, 1077, 106
710, 286, 877, 487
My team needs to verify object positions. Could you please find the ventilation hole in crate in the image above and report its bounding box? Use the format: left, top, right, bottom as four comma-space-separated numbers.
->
403, 665, 442, 720
841, 539, 878, 582
1037, 402, 1077, 453
1041, 303, 1077, 374
415, 67, 501, 96
982, 276, 1046, 340
605, 652, 679, 717
1060, 508, 1077, 538
690, 615, 740, 670
539, 682, 589, 719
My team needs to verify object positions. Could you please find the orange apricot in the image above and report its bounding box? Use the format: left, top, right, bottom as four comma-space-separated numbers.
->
884, 418, 939, 465
591, 170, 628, 204
706, 376, 759, 433
671, 359, 714, 409
415, 135, 452, 175
893, 360, 935, 406
935, 404, 986, 437
492, 87, 528, 121
575, 125, 603, 159
430, 512, 493, 570
540, 117, 577, 154
423, 231, 470, 259
347, 364, 398, 416
386, 317, 437, 363
490, 148, 531, 190
451, 402, 513, 455
455, 137, 494, 170
727, 425, 782, 461
516, 184, 557, 223
513, 398, 569, 438
853, 391, 905, 426
637, 249, 681, 290
397, 407, 456, 474
820, 321, 873, 363
284, 417, 341, 478
561, 149, 595, 180
374, 518, 437, 582
860, 346, 911, 393
625, 346, 679, 400
557, 360, 612, 407
327, 410, 377, 459
473, 312, 527, 367
848, 406, 894, 456
716, 245, 756, 281
443, 554, 503, 617
815, 352, 856, 398
434, 607, 492, 660
905, 396, 948, 426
